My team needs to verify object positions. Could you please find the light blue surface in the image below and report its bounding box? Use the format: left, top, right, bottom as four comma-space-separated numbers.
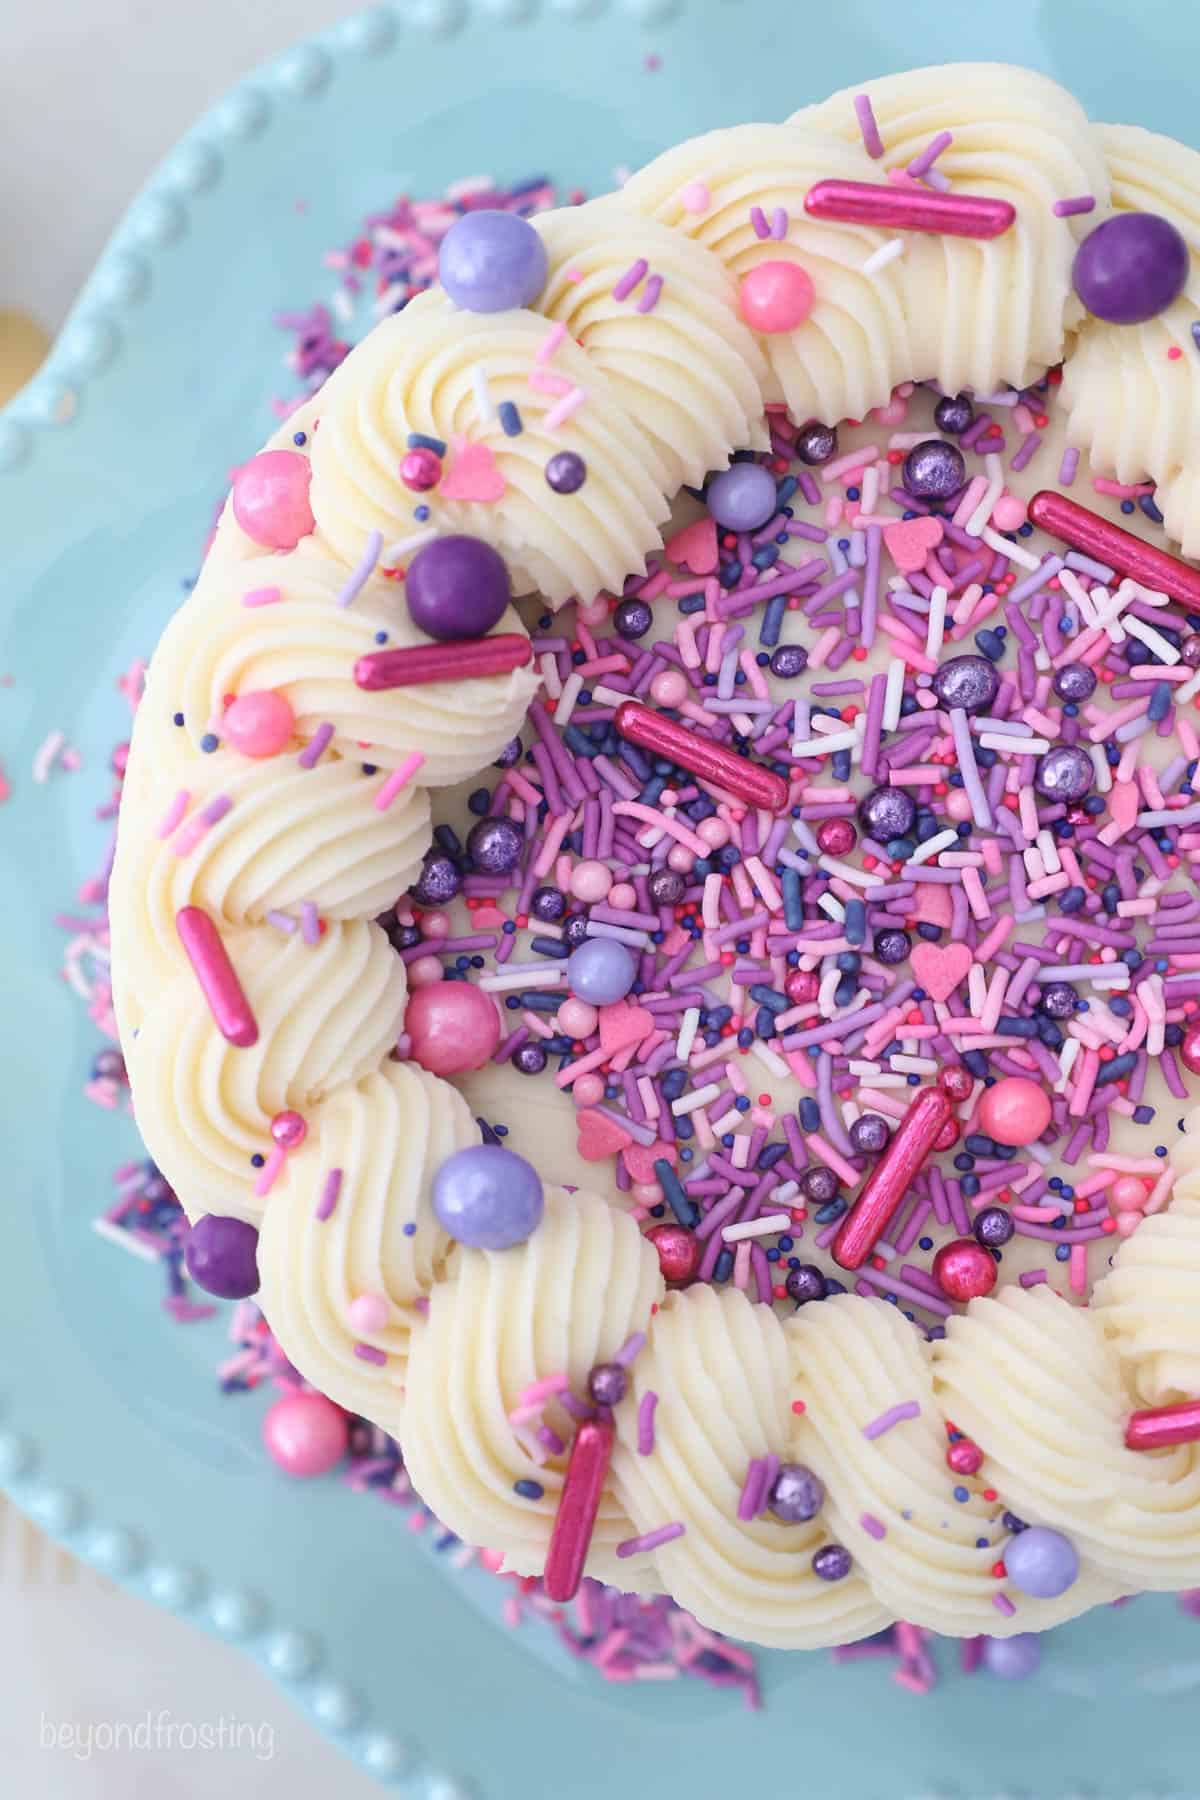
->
4, 1, 1200, 1793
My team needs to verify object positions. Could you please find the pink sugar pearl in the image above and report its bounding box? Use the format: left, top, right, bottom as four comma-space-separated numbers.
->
667, 844, 695, 873
632, 1181, 664, 1205
421, 910, 452, 939
232, 449, 314, 550
944, 789, 974, 823
739, 260, 815, 333
697, 816, 731, 849
558, 997, 599, 1038
608, 882, 637, 910
1111, 1175, 1150, 1211
407, 954, 445, 987
406, 980, 501, 1074
570, 859, 613, 903
650, 669, 689, 708
991, 493, 1027, 532
348, 1292, 390, 1334
223, 689, 295, 758
263, 1391, 348, 1478
577, 596, 609, 626
572, 1072, 606, 1107
978, 1076, 1052, 1147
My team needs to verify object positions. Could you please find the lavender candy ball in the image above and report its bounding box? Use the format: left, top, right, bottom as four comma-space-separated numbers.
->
799, 1165, 839, 1205
513, 1041, 548, 1076
613, 596, 653, 640
811, 1544, 853, 1582
405, 535, 511, 642
587, 1362, 628, 1407
849, 1113, 890, 1156
410, 851, 461, 907
567, 937, 637, 1005
982, 1633, 1041, 1681
431, 1144, 544, 1250
934, 392, 974, 436
1072, 211, 1189, 325
874, 928, 911, 966
546, 451, 587, 494
530, 884, 567, 922
1038, 980, 1079, 1020
974, 1205, 1015, 1248
785, 1263, 827, 1305
858, 784, 917, 842
932, 654, 1000, 715
1003, 1525, 1079, 1599
467, 815, 524, 874
1035, 744, 1094, 804
1052, 661, 1097, 703
769, 644, 808, 680
795, 421, 838, 466
768, 1462, 824, 1523
706, 461, 777, 531
903, 438, 966, 499
185, 1214, 260, 1299
438, 209, 549, 313
648, 866, 686, 906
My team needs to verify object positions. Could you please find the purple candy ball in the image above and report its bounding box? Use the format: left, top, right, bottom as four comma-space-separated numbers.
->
512, 1041, 548, 1076
768, 1462, 824, 1522
613, 596, 653, 640
769, 644, 808, 679
545, 451, 587, 494
587, 1362, 628, 1407
874, 928, 911, 966
562, 913, 590, 950
785, 1263, 828, 1305
974, 1205, 1015, 1249
431, 1144, 544, 1250
410, 851, 461, 907
982, 1633, 1041, 1681
932, 654, 1000, 714
706, 461, 778, 531
1003, 1525, 1079, 1599
92, 1047, 126, 1081
858, 784, 917, 842
799, 1165, 839, 1205
849, 1113, 890, 1156
1052, 661, 1097, 703
648, 867, 686, 906
493, 736, 523, 769
530, 884, 567, 922
1035, 744, 1094, 803
812, 1544, 853, 1582
467, 815, 524, 874
185, 1214, 260, 1299
438, 210, 549, 314
1182, 634, 1200, 671
795, 421, 838, 465
405, 535, 511, 642
903, 437, 966, 499
934, 392, 974, 435
1038, 980, 1079, 1020
1072, 211, 1189, 325
567, 937, 637, 1005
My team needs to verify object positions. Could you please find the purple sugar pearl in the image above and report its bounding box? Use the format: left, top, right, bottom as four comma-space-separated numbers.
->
467, 815, 524, 874
546, 451, 587, 494
785, 1263, 827, 1305
405, 535, 511, 641
982, 1633, 1041, 1680
932, 654, 1000, 715
974, 1205, 1015, 1248
769, 644, 808, 679
903, 438, 966, 499
1038, 980, 1078, 1020
185, 1214, 260, 1299
494, 736, 523, 769
933, 392, 974, 436
587, 1362, 628, 1407
1035, 744, 1094, 803
431, 1145, 544, 1250
874, 928, 911, 966
768, 1463, 824, 1522
1052, 661, 1097, 702
795, 421, 838, 465
92, 1047, 126, 1081
438, 210, 549, 313
614, 596, 653, 640
562, 913, 590, 949
798, 1166, 839, 1205
849, 1113, 889, 1155
648, 867, 686, 906
858, 784, 917, 841
1003, 1526, 1079, 1598
513, 1041, 548, 1075
410, 851, 461, 906
706, 462, 777, 531
811, 1544, 852, 1582
1072, 212, 1188, 324
567, 937, 637, 1005
531, 884, 567, 922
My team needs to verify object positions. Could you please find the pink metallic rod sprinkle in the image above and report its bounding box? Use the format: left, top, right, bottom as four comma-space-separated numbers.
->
175, 906, 258, 1047
804, 180, 1015, 239
1029, 490, 1200, 607
615, 701, 789, 811
1126, 1398, 1200, 1450
834, 1084, 954, 1270
355, 633, 533, 689
545, 1417, 615, 1602
336, 529, 383, 607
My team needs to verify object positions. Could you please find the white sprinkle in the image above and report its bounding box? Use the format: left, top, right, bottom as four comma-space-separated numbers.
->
330, 286, 355, 324
749, 1039, 789, 1078
1037, 827, 1062, 876
862, 237, 905, 275
817, 856, 882, 889
791, 728, 861, 757
771, 1181, 800, 1207
538, 651, 563, 700
32, 730, 66, 784
553, 672, 584, 727
1089, 742, 1114, 793
906, 828, 958, 865
816, 891, 846, 922
708, 1109, 744, 1138
1137, 803, 1200, 828
925, 585, 947, 660
478, 968, 567, 994
1123, 613, 1181, 665
890, 1055, 938, 1075
883, 657, 906, 731
589, 683, 631, 709
979, 734, 1052, 754
672, 1081, 723, 1117
965, 480, 1004, 538
472, 364, 495, 421
1039, 963, 1131, 985
722, 1213, 791, 1244
982, 526, 1041, 569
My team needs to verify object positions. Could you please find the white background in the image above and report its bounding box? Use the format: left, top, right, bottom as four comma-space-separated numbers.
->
5, 11, 397, 1794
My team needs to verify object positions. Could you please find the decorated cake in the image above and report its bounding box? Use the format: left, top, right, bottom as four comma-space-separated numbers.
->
108, 62, 1200, 1654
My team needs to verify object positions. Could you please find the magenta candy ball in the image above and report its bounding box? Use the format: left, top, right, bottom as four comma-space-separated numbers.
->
405, 980, 501, 1075
262, 1391, 349, 1478
223, 689, 295, 758
404, 534, 511, 641
978, 1076, 1052, 1146
231, 450, 314, 549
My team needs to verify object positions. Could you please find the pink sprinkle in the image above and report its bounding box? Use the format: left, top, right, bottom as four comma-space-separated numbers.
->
155, 790, 190, 838
242, 585, 282, 607
375, 750, 426, 810
252, 1145, 287, 1199
860, 1512, 887, 1540
992, 1593, 1017, 1617
545, 385, 588, 432
354, 1342, 388, 1366
637, 1390, 657, 1455
316, 1167, 343, 1221
853, 92, 885, 159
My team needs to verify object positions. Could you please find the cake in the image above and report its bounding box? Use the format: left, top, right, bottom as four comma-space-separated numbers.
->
108, 62, 1200, 1652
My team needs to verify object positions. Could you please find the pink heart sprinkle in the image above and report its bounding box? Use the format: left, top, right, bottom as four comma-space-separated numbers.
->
597, 1002, 654, 1056
575, 1108, 634, 1163
623, 1140, 677, 1184
665, 516, 719, 576
439, 437, 507, 504
910, 940, 973, 1004
1108, 780, 1140, 834
884, 516, 944, 574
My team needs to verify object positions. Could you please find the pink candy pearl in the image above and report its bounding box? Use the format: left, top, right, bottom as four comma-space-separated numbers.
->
632, 1181, 664, 1205
232, 450, 314, 550
270, 1109, 308, 1150
406, 980, 501, 1075
991, 493, 1028, 532
573, 1072, 606, 1107
608, 882, 637, 910
697, 816, 731, 849
1111, 1175, 1149, 1211
667, 844, 695, 874
407, 955, 444, 988
421, 910, 451, 939
650, 669, 690, 708
577, 597, 609, 626
944, 789, 974, 823
262, 1391, 348, 1478
978, 1076, 1052, 1146
739, 260, 816, 333
557, 997, 598, 1039
223, 689, 295, 758
400, 447, 442, 491
1114, 1210, 1142, 1238
348, 1292, 390, 1334
570, 859, 613, 903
